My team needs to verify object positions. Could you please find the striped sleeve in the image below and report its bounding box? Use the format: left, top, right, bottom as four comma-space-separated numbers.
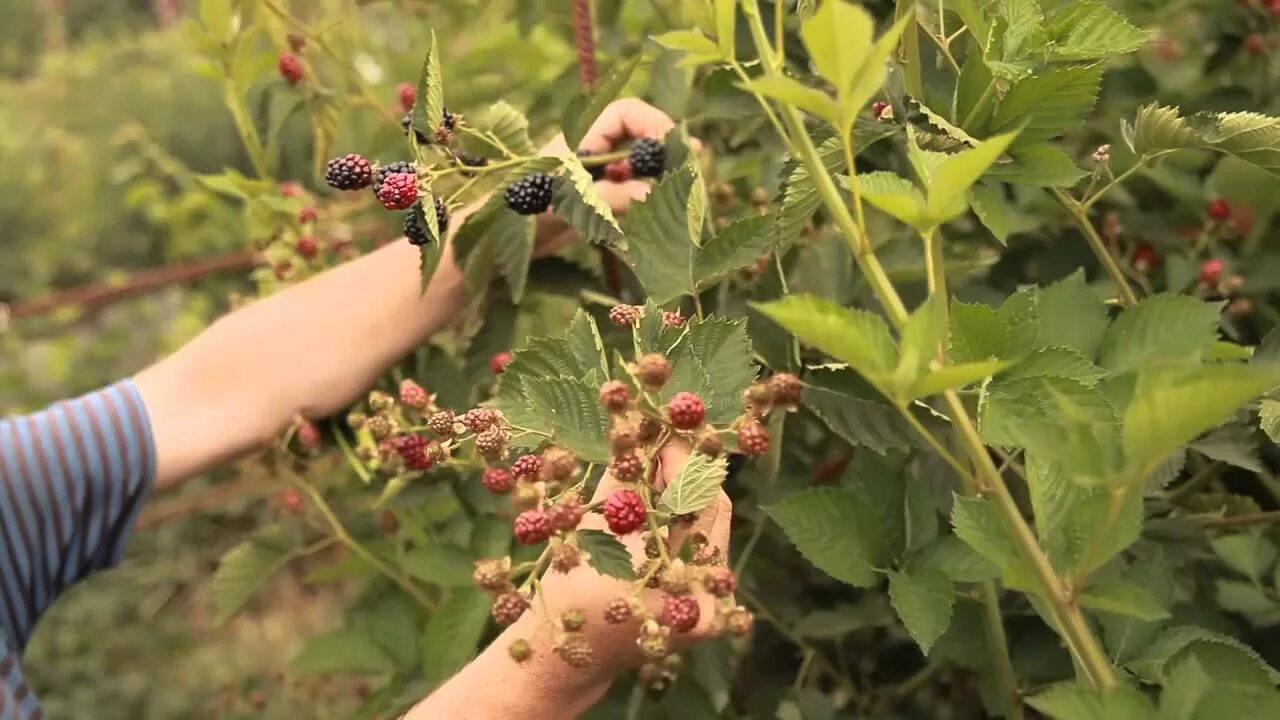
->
0, 380, 155, 649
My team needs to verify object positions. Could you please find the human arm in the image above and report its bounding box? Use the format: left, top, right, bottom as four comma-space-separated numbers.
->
403, 443, 735, 720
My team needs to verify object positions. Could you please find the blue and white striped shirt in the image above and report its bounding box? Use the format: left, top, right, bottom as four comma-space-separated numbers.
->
0, 381, 155, 720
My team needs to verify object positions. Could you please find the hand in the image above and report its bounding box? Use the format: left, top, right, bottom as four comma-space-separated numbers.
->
533, 98, 683, 257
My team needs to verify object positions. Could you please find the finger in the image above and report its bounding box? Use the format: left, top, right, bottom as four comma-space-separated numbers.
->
669, 491, 731, 559
579, 98, 677, 153
596, 180, 652, 213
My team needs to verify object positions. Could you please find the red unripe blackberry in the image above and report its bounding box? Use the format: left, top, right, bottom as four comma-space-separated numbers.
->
298, 207, 318, 224
475, 426, 508, 461
1246, 34, 1267, 55
610, 452, 644, 483
636, 354, 672, 390
325, 154, 373, 190
1132, 244, 1158, 273
504, 173, 555, 215
511, 453, 543, 480
605, 159, 632, 183
1200, 258, 1225, 285
514, 509, 554, 545
871, 100, 891, 119
767, 372, 802, 407
628, 137, 666, 178
661, 594, 701, 632
462, 407, 498, 433
394, 434, 436, 471
662, 310, 686, 328
703, 567, 737, 598
609, 304, 643, 327
397, 82, 416, 113
550, 496, 585, 531
666, 392, 706, 430
296, 419, 321, 450
599, 380, 632, 412
737, 420, 770, 456
279, 487, 304, 514
604, 597, 634, 624
278, 52, 304, 85
377, 172, 418, 210
603, 489, 647, 534
424, 410, 455, 437
491, 591, 528, 625
482, 467, 514, 494
398, 379, 430, 410
1208, 198, 1232, 221
490, 351, 513, 375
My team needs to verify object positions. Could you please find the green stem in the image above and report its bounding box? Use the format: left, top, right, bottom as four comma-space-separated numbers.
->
331, 421, 373, 483
1082, 157, 1149, 210
728, 62, 794, 150
895, 0, 924, 99
1052, 189, 1139, 307
978, 582, 1025, 720
222, 81, 272, 178
961, 80, 997, 130
1166, 460, 1226, 503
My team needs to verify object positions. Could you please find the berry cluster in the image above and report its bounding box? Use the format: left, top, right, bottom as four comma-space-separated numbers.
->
504, 173, 555, 215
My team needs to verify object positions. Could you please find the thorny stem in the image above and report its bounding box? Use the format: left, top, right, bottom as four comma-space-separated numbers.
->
1052, 189, 1139, 307
295, 479, 436, 611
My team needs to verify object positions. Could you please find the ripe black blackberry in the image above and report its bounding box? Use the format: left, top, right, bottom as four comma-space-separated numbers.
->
373, 160, 415, 196
504, 173, 555, 215
325, 154, 373, 190
442, 107, 457, 130
629, 138, 665, 178
404, 198, 450, 246
401, 112, 429, 144
577, 149, 606, 181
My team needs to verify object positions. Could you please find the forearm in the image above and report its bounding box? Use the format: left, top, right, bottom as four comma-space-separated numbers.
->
134, 237, 467, 488
405, 617, 610, 720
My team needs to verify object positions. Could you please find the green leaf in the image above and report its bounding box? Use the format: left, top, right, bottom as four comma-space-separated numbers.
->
1045, 1, 1149, 61
850, 172, 927, 229
1125, 105, 1280, 171
658, 452, 728, 514
799, 0, 873, 111
577, 529, 638, 580
562, 56, 642, 149
1260, 399, 1280, 443
551, 154, 624, 249
1097, 295, 1222, 373
907, 97, 980, 151
775, 138, 846, 245
1127, 626, 1280, 687
292, 628, 395, 676
565, 310, 609, 378
896, 295, 947, 392
1191, 424, 1263, 472
753, 295, 898, 385
1211, 534, 1278, 584
969, 182, 1038, 244
741, 76, 837, 125
661, 316, 756, 425
927, 130, 1022, 221
999, 347, 1103, 386
714, 0, 736, 59
993, 0, 1048, 70
421, 588, 492, 682
954, 51, 995, 133
522, 375, 612, 463
1038, 271, 1110, 358
912, 535, 1000, 583
624, 163, 701, 303
1125, 103, 1199, 156
213, 528, 293, 625
1123, 364, 1280, 481
402, 545, 475, 587
986, 144, 1088, 187
1080, 577, 1171, 621
410, 31, 445, 141
802, 367, 928, 454
693, 214, 772, 288
651, 30, 723, 66
950, 301, 1012, 362
982, 377, 1121, 480
1028, 682, 1156, 720
951, 494, 1037, 589
1025, 456, 1142, 575
471, 100, 537, 156
888, 568, 955, 654
909, 359, 1008, 400
766, 488, 884, 587
990, 65, 1103, 148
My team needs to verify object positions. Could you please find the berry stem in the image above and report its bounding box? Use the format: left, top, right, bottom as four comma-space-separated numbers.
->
517, 547, 553, 593
330, 420, 373, 483
1052, 189, 1139, 307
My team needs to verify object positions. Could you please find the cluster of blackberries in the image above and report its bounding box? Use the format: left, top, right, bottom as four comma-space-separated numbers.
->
404, 197, 450, 246
324, 153, 451, 246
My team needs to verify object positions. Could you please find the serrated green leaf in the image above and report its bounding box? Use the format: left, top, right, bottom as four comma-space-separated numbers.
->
990, 65, 1103, 149
842, 12, 913, 132
1123, 364, 1280, 482
766, 487, 884, 587
1028, 681, 1156, 720
753, 294, 898, 386
969, 182, 1038, 244
950, 495, 1037, 591
417, 233, 443, 295
471, 100, 537, 156
999, 347, 1103, 385
401, 545, 475, 587
658, 453, 728, 514
563, 56, 642, 149
907, 97, 980, 151
927, 130, 1021, 220
1038, 271, 1110, 358
421, 588, 491, 682
1211, 534, 1278, 584
986, 144, 1087, 187
663, 316, 756, 425
624, 163, 700, 303
578, 529, 638, 580
1045, 1, 1148, 61
213, 528, 294, 625
909, 359, 1008, 401
950, 301, 1013, 362
802, 367, 928, 454
292, 627, 396, 676
775, 138, 846, 245
1127, 625, 1280, 687
693, 214, 772, 288
741, 75, 838, 125
1127, 105, 1280, 171
651, 29, 723, 65
1097, 295, 1222, 372
888, 568, 955, 654
912, 535, 1000, 583
799, 0, 873, 110
410, 31, 445, 141
995, 0, 1048, 69
896, 295, 947, 393
1080, 577, 1171, 621
1191, 423, 1263, 472
522, 375, 611, 463
954, 51, 995, 133
1025, 456, 1142, 575
850, 171, 927, 229
1260, 399, 1280, 443
564, 310, 608, 378
551, 151, 623, 249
